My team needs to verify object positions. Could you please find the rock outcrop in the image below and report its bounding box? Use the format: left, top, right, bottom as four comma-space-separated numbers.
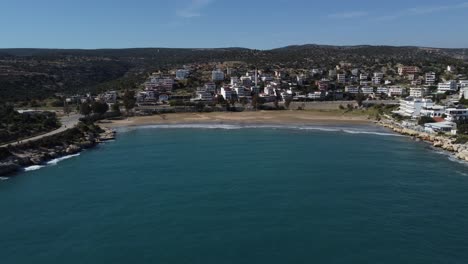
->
0, 125, 117, 177
379, 120, 468, 162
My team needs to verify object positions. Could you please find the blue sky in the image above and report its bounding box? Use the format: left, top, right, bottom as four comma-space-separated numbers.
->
1, 0, 468, 49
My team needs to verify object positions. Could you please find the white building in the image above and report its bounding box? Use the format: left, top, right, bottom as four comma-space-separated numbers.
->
409, 87, 427, 98
462, 87, 468, 99
359, 74, 368, 81
445, 108, 468, 122
373, 72, 384, 78
307, 91, 324, 100
438, 81, 458, 93
376, 87, 389, 94
230, 77, 240, 86
261, 75, 274, 82
372, 76, 382, 85
345, 86, 360, 94
447, 65, 455, 72
193, 90, 213, 102
388, 86, 404, 97
425, 72, 436, 85
425, 122, 457, 134
361, 87, 374, 95
420, 105, 446, 118
99, 91, 118, 104
220, 87, 232, 100
175, 69, 190, 80
395, 98, 435, 117
459, 80, 468, 89
212, 69, 225, 81
233, 86, 247, 97
204, 82, 216, 93
311, 68, 322, 75
337, 73, 346, 84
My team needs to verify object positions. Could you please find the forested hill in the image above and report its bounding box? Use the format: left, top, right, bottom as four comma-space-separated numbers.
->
0, 45, 466, 101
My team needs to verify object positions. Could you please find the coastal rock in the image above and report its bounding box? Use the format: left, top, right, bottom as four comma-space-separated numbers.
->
79, 141, 95, 149
66, 145, 81, 154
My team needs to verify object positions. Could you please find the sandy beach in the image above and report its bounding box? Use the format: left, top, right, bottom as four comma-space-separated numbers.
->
99, 110, 374, 128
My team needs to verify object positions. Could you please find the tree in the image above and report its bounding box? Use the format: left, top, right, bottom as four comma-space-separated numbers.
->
123, 90, 136, 115
418, 116, 435, 126
111, 102, 121, 113
91, 101, 109, 115
458, 124, 468, 135
356, 93, 366, 107
284, 97, 293, 109
79, 103, 92, 116
63, 102, 71, 115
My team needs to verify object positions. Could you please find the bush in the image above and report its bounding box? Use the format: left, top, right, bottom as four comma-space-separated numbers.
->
418, 116, 435, 126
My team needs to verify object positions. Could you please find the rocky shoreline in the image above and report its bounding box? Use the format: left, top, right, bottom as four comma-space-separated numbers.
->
378, 119, 468, 162
0, 125, 116, 176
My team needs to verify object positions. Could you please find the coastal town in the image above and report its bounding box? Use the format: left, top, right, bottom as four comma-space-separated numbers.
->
64, 62, 468, 134
2, 57, 468, 176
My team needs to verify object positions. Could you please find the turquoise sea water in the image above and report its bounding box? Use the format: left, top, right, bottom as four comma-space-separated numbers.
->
1, 124, 468, 263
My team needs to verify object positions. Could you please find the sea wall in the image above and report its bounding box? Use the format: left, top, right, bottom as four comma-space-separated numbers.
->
0, 126, 116, 176
379, 120, 468, 162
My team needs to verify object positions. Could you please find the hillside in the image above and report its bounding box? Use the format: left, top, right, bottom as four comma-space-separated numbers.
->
0, 45, 466, 102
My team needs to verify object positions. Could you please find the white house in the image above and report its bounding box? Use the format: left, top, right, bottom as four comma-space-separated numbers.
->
372, 76, 382, 85
420, 105, 446, 118
409, 87, 427, 98
175, 69, 190, 80
345, 86, 360, 94
193, 90, 213, 102
425, 121, 457, 134
438, 81, 457, 93
376, 87, 389, 94
158, 94, 170, 103
212, 69, 225, 81
360, 73, 368, 81
388, 86, 404, 97
337, 73, 346, 84
445, 108, 468, 122
220, 87, 232, 100
395, 98, 435, 117
425, 72, 436, 85
204, 82, 216, 93
462, 87, 468, 99
361, 87, 374, 95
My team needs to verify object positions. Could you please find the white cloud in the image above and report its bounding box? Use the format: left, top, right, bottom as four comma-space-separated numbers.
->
176, 0, 213, 18
328, 11, 368, 19
376, 2, 468, 21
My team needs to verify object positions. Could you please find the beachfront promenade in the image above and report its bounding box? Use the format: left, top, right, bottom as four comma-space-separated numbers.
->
0, 114, 82, 148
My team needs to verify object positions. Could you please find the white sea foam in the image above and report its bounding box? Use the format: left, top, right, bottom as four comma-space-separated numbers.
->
22, 153, 81, 172
47, 153, 80, 166
342, 129, 404, 137
24, 165, 45, 171
0, 177, 9, 181
120, 123, 401, 138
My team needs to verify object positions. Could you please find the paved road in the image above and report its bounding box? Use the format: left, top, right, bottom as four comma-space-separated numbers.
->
0, 114, 82, 148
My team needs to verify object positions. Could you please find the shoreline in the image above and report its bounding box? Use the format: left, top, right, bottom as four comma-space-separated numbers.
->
98, 110, 374, 129
378, 119, 468, 163
0, 126, 116, 177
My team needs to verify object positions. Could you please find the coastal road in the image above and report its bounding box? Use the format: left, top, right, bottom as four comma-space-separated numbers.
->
0, 114, 82, 148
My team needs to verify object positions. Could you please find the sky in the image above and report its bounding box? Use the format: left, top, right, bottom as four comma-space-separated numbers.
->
0, 0, 468, 49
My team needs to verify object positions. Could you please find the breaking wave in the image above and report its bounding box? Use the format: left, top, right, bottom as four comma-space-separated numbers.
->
118, 123, 402, 137
23, 154, 81, 172
47, 154, 80, 166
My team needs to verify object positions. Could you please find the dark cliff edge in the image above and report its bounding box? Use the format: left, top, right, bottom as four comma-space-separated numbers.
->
0, 123, 115, 177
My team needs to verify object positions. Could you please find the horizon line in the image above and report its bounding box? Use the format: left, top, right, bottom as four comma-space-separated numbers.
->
0, 43, 468, 51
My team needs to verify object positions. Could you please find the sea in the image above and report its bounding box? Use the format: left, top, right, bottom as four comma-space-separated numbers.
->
1, 124, 468, 264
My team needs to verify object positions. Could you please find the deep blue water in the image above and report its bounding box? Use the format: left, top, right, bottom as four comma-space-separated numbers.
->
1, 125, 468, 264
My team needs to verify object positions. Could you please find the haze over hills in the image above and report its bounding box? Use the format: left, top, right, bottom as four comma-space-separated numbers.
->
0, 44, 467, 101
